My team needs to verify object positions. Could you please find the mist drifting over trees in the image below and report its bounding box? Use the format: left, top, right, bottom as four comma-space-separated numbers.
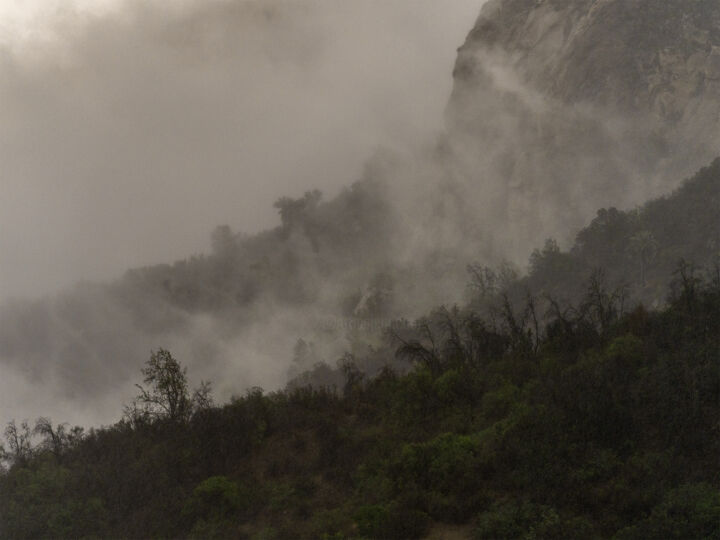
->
1, 0, 719, 538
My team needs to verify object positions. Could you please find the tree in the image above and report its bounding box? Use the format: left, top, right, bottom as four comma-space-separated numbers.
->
628, 230, 658, 285
581, 269, 627, 338
210, 225, 236, 258
33, 418, 84, 462
1, 421, 33, 468
273, 190, 322, 249
124, 349, 212, 423
274, 190, 322, 228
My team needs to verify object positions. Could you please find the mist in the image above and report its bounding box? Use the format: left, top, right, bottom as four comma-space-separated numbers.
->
2, 2, 718, 536
0, 0, 485, 429
0, 0, 484, 300
2, 0, 716, 433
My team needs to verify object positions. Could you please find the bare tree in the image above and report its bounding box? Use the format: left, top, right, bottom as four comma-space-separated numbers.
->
124, 348, 212, 424
1, 420, 33, 468
394, 322, 442, 375
628, 230, 658, 285
582, 269, 627, 337
33, 418, 84, 461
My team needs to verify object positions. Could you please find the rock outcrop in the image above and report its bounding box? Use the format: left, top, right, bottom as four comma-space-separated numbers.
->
444, 0, 720, 256
456, 0, 720, 118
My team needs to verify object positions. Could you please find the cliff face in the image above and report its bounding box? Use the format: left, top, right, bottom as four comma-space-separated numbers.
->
444, 0, 720, 256
455, 0, 720, 121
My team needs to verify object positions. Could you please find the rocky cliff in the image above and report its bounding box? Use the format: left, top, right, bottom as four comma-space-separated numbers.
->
444, 0, 720, 257
456, 0, 720, 117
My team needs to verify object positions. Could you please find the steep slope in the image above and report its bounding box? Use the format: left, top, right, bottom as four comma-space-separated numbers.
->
2, 1, 720, 429
293, 157, 720, 391
445, 0, 720, 257
519, 157, 720, 308
455, 0, 720, 117
1, 237, 718, 539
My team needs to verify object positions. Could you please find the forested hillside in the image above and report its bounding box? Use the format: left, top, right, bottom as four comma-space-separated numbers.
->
4, 0, 720, 433
1, 167, 718, 537
1, 263, 717, 538
292, 157, 720, 389
128, 157, 720, 318
520, 157, 720, 308
2, 1, 720, 538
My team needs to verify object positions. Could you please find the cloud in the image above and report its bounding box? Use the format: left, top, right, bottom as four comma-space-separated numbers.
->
0, 0, 485, 428
0, 0, 483, 299
2, 0, 715, 433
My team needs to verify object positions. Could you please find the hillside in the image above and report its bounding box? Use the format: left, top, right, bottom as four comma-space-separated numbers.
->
1, 156, 719, 538
521, 157, 720, 308
2, 150, 717, 422
289, 156, 720, 390
445, 0, 720, 258
3, 0, 720, 426
1, 241, 718, 538
2, 1, 720, 536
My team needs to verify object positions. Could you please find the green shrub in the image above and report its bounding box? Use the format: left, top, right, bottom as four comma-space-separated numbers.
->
353, 502, 430, 539
615, 483, 720, 539
393, 433, 482, 520
354, 504, 389, 537
183, 475, 248, 536
474, 499, 596, 539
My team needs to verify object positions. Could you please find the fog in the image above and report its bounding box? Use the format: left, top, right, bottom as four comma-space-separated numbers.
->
2, 0, 716, 432
0, 0, 486, 429
0, 0, 484, 300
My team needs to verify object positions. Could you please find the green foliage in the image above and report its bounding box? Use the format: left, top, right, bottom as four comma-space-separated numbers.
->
0, 462, 108, 538
473, 499, 597, 539
393, 433, 482, 520
615, 483, 720, 540
183, 475, 246, 524
353, 504, 389, 537
0, 268, 718, 538
353, 502, 429, 539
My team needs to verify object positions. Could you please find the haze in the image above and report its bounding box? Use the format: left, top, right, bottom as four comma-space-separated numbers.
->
0, 0, 484, 300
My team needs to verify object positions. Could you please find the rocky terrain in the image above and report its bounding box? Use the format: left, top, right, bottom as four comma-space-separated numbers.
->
445, 0, 720, 257
457, 0, 720, 116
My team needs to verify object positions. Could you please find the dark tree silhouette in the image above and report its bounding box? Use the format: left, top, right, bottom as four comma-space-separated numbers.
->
125, 348, 212, 423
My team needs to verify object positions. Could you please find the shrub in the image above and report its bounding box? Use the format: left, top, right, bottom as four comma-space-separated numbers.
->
615, 483, 720, 539
183, 475, 248, 536
473, 499, 596, 539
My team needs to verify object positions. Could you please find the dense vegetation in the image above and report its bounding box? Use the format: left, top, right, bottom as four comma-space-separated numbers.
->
0, 152, 717, 416
520, 158, 720, 309
289, 158, 720, 388
0, 161, 718, 538
124, 157, 720, 317
3, 2, 720, 535
1, 257, 718, 538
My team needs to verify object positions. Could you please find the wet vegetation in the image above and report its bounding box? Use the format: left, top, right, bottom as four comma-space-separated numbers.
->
1, 244, 718, 538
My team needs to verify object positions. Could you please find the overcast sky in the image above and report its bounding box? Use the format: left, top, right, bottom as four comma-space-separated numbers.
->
0, 0, 484, 300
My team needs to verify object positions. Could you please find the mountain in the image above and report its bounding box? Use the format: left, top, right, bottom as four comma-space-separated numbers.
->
445, 0, 720, 258
2, 0, 720, 428
1, 183, 718, 540
2, 2, 720, 537
455, 0, 720, 117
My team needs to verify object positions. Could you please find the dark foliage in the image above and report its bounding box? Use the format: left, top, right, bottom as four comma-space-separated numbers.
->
1, 159, 718, 539
1, 266, 718, 539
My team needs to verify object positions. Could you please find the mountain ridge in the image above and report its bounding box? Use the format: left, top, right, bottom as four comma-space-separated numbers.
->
1, 0, 719, 430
